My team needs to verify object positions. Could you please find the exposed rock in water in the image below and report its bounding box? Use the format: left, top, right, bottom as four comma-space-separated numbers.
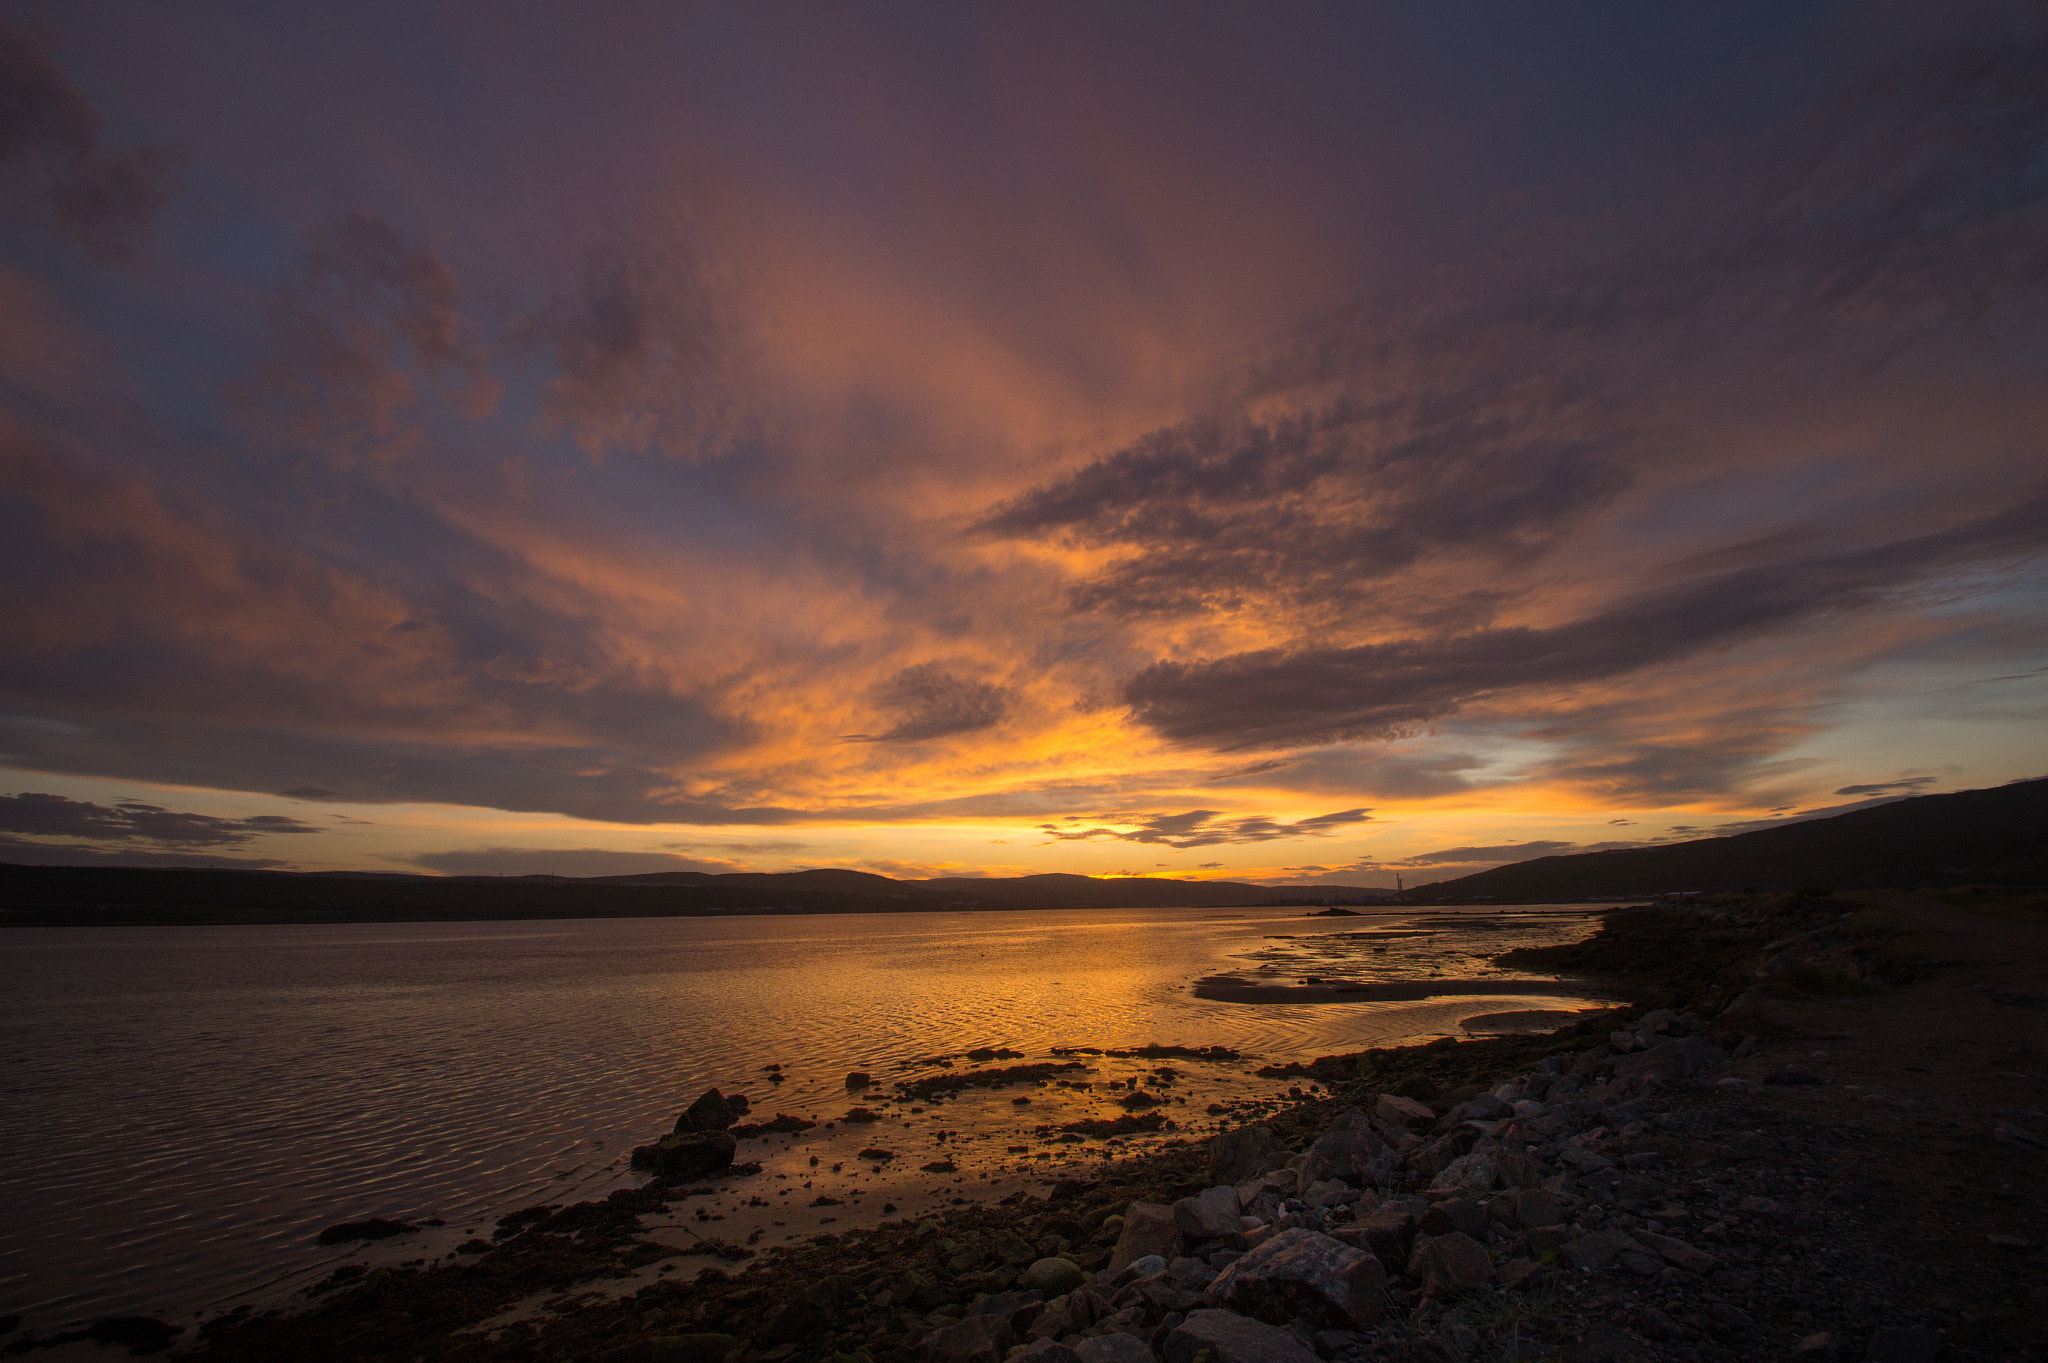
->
672, 1088, 751, 1134
316, 1218, 417, 1246
629, 1130, 736, 1179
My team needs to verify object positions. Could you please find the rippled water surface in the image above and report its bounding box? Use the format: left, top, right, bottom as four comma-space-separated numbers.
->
0, 905, 1608, 1332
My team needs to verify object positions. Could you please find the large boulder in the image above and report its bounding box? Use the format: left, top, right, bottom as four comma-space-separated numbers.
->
1299, 1109, 1402, 1189
630, 1130, 736, 1180
1206, 1227, 1387, 1329
924, 1313, 1012, 1363
1208, 1124, 1290, 1185
1173, 1185, 1242, 1243
1408, 1232, 1494, 1298
672, 1089, 749, 1134
1406, 1125, 1479, 1181
1019, 1257, 1088, 1295
1163, 1309, 1319, 1363
1108, 1203, 1179, 1273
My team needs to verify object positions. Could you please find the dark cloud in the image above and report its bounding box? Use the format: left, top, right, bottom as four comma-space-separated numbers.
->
406, 847, 741, 877
975, 15, 2048, 648
239, 210, 494, 463
533, 242, 753, 460
856, 664, 1012, 743
1391, 840, 1577, 866
1122, 495, 2048, 750
1834, 777, 1936, 797
0, 834, 288, 869
0, 792, 320, 847
0, 20, 179, 259
1037, 807, 1370, 849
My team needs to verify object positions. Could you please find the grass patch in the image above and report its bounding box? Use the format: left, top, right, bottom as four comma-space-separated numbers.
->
1921, 886, 2048, 926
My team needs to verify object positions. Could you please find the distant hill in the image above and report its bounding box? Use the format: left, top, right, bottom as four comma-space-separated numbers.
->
1415, 777, 2048, 901
0, 862, 1378, 927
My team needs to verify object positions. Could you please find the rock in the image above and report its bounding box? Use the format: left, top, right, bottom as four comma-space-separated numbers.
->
846, 1072, 872, 1089
1408, 1126, 1479, 1180
1407, 1231, 1493, 1298
1010, 1343, 1083, 1363
1791, 1332, 1840, 1359
1173, 1186, 1242, 1243
317, 1218, 417, 1245
1560, 1230, 1644, 1272
1111, 1253, 1169, 1287
1023, 1296, 1073, 1342
1300, 1109, 1402, 1188
1612, 1037, 1726, 1083
1497, 1257, 1547, 1291
1419, 1199, 1489, 1241
1617, 1250, 1662, 1276
1428, 1150, 1500, 1195
1072, 1337, 1150, 1363
1109, 1205, 1179, 1273
599, 1335, 741, 1363
1491, 1188, 1563, 1230
1208, 1125, 1289, 1185
927, 1314, 1014, 1363
1560, 1324, 1649, 1361
1020, 1259, 1088, 1296
631, 1130, 737, 1179
1992, 1122, 2042, 1148
1163, 1308, 1320, 1363
1331, 1206, 1416, 1269
1206, 1227, 1386, 1329
1299, 1178, 1353, 1212
1628, 1227, 1715, 1274
1558, 1145, 1614, 1173
1375, 1093, 1435, 1127
674, 1088, 748, 1134
1864, 1329, 1944, 1363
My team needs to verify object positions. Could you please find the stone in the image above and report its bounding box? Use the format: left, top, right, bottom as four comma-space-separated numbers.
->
1023, 1296, 1073, 1342
1331, 1206, 1417, 1270
673, 1088, 748, 1133
1408, 1231, 1494, 1298
599, 1336, 740, 1363
1628, 1228, 1715, 1274
1173, 1186, 1242, 1243
1558, 1145, 1614, 1173
1497, 1257, 1547, 1291
1560, 1324, 1648, 1362
1071, 1337, 1151, 1363
1518, 1225, 1571, 1259
1208, 1125, 1289, 1185
1206, 1227, 1386, 1329
1009, 1343, 1083, 1363
1110, 1253, 1168, 1287
1020, 1259, 1088, 1296
1864, 1329, 1944, 1363
631, 1130, 737, 1179
1559, 1230, 1643, 1272
1617, 1250, 1662, 1276
926, 1314, 1014, 1363
845, 1071, 872, 1089
1428, 1151, 1501, 1195
1299, 1109, 1402, 1189
1109, 1204, 1179, 1273
1375, 1093, 1435, 1127
1408, 1126, 1479, 1180
1163, 1308, 1320, 1363
1419, 1199, 1489, 1241
1791, 1333, 1839, 1359
1612, 1037, 1727, 1083
1491, 1188, 1563, 1230
1300, 1178, 1354, 1212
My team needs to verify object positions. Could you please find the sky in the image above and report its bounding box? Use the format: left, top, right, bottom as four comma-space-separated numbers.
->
1, 2, 2044, 887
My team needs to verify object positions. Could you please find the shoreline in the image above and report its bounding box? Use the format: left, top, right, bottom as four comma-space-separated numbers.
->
16, 890, 2043, 1361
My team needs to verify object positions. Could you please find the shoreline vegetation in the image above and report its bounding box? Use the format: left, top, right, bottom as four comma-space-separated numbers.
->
15, 888, 2041, 1361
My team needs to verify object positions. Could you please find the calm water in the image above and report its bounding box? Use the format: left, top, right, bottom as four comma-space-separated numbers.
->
0, 904, 1607, 1333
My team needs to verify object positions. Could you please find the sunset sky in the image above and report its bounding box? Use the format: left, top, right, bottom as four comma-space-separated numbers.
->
1, 3, 2043, 886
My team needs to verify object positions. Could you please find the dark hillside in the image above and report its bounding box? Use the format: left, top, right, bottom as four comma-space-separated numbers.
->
1418, 776, 2047, 900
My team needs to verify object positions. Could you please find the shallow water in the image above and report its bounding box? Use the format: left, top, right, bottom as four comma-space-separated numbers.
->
0, 904, 1608, 1333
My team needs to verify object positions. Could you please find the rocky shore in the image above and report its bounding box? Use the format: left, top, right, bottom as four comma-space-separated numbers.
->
14, 890, 2043, 1363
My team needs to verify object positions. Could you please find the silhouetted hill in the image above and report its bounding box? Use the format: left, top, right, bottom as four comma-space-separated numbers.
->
1415, 777, 2048, 901
0, 862, 1374, 927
